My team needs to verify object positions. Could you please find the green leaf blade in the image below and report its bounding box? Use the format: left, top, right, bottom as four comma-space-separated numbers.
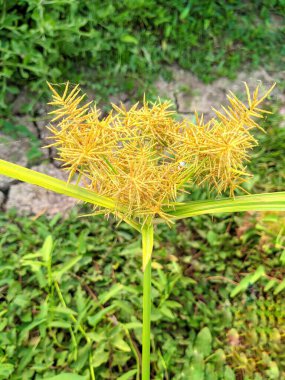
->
166, 192, 285, 220
43, 374, 86, 380
0, 159, 116, 210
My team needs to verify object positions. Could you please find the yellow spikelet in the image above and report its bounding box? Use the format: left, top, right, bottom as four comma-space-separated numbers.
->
46, 81, 275, 222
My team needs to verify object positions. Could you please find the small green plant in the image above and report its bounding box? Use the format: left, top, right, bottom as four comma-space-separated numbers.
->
0, 82, 285, 379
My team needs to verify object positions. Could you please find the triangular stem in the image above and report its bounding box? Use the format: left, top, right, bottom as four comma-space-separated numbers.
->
141, 223, 154, 380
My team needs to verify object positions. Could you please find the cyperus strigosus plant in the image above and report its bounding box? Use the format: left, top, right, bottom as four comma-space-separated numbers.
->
0, 82, 285, 379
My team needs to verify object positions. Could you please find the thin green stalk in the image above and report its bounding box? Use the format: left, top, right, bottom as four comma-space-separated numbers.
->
142, 223, 154, 380
121, 325, 141, 380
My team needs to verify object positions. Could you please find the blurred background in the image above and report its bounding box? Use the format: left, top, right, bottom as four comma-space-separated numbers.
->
0, 1, 285, 379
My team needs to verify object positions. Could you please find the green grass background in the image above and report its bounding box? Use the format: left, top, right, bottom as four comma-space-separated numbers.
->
0, 1, 285, 379
1, 1, 284, 110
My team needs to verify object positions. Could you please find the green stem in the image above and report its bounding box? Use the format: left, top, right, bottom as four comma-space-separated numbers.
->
141, 223, 154, 380
121, 325, 140, 380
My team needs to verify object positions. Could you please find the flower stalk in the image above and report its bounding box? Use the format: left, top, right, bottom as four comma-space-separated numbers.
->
141, 223, 154, 380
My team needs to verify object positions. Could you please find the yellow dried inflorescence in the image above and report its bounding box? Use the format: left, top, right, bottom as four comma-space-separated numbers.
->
46, 82, 274, 222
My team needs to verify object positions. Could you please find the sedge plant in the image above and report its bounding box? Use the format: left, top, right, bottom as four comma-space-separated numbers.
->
0, 82, 285, 379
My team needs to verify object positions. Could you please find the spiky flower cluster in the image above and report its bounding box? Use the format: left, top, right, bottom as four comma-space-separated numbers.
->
46, 82, 274, 222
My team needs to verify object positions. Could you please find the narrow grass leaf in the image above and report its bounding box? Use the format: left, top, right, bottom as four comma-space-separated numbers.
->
274, 279, 285, 295
264, 279, 278, 292
99, 284, 124, 305
53, 256, 83, 281
41, 235, 53, 262
117, 369, 138, 380
0, 159, 117, 210
112, 336, 131, 352
48, 321, 72, 329
43, 374, 86, 380
166, 192, 285, 219
87, 304, 117, 327
230, 266, 265, 297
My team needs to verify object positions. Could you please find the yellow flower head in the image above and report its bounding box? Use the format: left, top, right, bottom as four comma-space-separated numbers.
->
46, 82, 274, 222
